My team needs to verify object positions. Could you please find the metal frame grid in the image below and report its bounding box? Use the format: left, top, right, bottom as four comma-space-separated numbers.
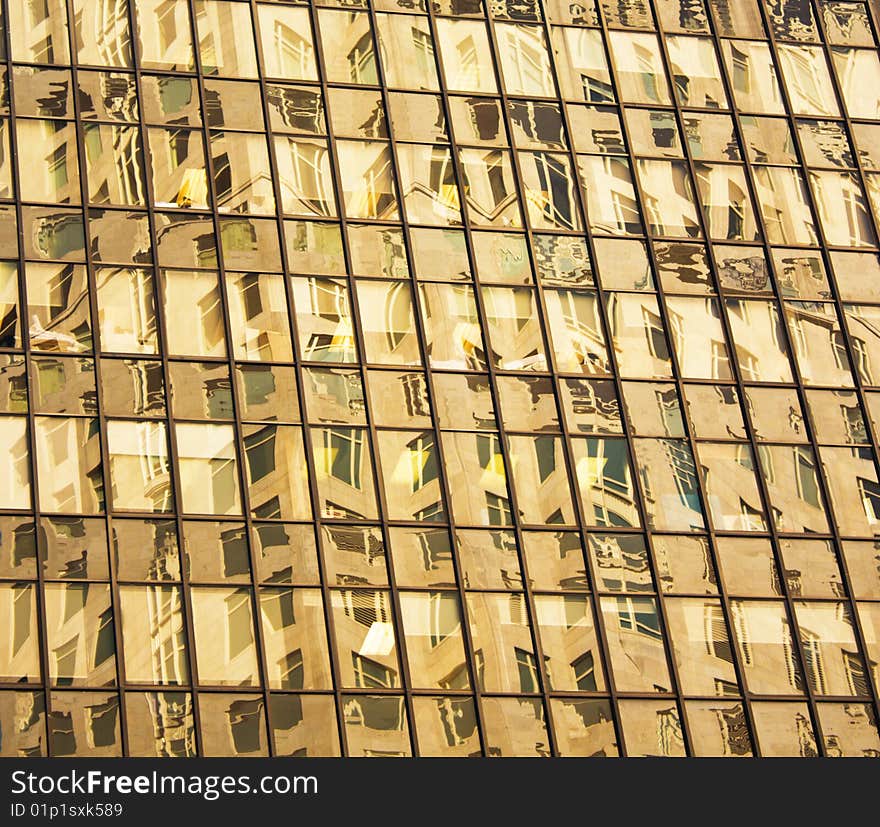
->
0, 0, 879, 757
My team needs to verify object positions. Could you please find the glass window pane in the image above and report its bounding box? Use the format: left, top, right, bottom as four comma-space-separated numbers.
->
817, 702, 880, 756
210, 131, 274, 215
311, 426, 378, 519
608, 31, 672, 105
16, 121, 80, 205
412, 696, 480, 757
722, 41, 785, 114
0, 584, 40, 682
685, 700, 753, 756
331, 589, 401, 689
243, 424, 311, 521
119, 586, 188, 685
45, 583, 116, 686
148, 127, 209, 210
437, 19, 497, 94
544, 289, 610, 374
600, 596, 672, 693
317, 10, 376, 86
666, 35, 728, 109
481, 696, 550, 757
342, 694, 411, 757
459, 148, 522, 228
551, 698, 618, 756
419, 284, 488, 371
175, 423, 242, 516
198, 692, 266, 756
794, 601, 869, 697
194, 0, 257, 78
665, 597, 738, 696
0, 417, 30, 510
376, 430, 445, 523
257, 4, 317, 81
750, 701, 817, 757
578, 155, 644, 235
107, 420, 172, 512
191, 587, 259, 686
376, 13, 439, 92
697, 441, 767, 531
136, 0, 195, 71
269, 693, 339, 757
552, 27, 612, 103
631, 438, 705, 530
571, 437, 640, 528
831, 47, 880, 119
777, 45, 840, 117
442, 431, 511, 527
96, 267, 157, 355
507, 435, 575, 525
72, 0, 132, 67
535, 594, 605, 692
467, 592, 537, 692
160, 270, 226, 358
10, 0, 70, 64
125, 691, 196, 757
225, 273, 292, 362
757, 445, 830, 534
260, 588, 332, 690
730, 599, 805, 695
400, 591, 468, 690
495, 23, 554, 97
355, 281, 421, 367
395, 144, 462, 226
35, 416, 103, 514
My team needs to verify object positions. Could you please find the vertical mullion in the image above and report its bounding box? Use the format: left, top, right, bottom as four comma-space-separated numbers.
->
576, 4, 700, 756
0, 0, 55, 757
361, 4, 490, 756
791, 0, 880, 725
122, 0, 206, 757
245, 0, 349, 759
300, 3, 420, 757
647, 8, 787, 760
428, 6, 561, 757
183, 0, 274, 754
480, 11, 630, 757
816, 4, 880, 721
62, 0, 129, 755
706, 0, 865, 752
758, 0, 880, 733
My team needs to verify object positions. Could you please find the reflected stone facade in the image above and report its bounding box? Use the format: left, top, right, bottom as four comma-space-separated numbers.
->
0, 0, 879, 758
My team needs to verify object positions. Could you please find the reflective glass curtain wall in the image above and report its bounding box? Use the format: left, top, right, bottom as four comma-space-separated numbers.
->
0, 0, 879, 757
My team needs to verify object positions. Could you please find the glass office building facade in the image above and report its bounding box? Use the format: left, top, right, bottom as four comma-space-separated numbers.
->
1, 0, 880, 758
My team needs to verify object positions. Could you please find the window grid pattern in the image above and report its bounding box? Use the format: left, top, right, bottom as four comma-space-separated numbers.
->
0, 0, 878, 757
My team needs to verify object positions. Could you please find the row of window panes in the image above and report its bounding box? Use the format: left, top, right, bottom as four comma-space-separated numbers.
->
1, 409, 879, 538
7, 68, 880, 172
5, 687, 877, 757
2, 579, 877, 702
5, 112, 880, 248
4, 1, 879, 121
5, 0, 878, 41
3, 517, 880, 599
9, 263, 880, 380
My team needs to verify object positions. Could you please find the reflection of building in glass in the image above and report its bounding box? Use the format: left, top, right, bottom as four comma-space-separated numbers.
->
0, 0, 879, 758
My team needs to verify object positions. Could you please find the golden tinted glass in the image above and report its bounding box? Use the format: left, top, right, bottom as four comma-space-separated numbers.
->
44, 583, 116, 687
120, 586, 189, 685
1, 0, 878, 758
191, 587, 259, 687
